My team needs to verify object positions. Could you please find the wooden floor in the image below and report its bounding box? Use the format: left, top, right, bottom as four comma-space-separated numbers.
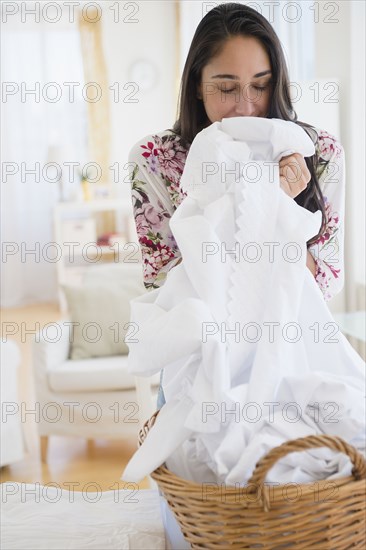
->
0, 302, 150, 491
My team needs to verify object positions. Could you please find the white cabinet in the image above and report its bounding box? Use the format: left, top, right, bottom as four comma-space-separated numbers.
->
53, 199, 141, 311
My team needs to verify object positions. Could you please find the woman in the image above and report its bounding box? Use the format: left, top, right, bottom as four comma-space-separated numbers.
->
128, 3, 345, 408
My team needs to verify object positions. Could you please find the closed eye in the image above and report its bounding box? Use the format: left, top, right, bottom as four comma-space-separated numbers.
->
220, 86, 268, 94
220, 88, 236, 94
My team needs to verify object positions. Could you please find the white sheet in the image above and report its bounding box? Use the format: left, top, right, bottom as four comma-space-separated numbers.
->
0, 483, 165, 550
122, 117, 366, 486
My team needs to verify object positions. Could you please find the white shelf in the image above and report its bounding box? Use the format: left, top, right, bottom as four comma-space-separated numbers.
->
53, 198, 138, 312
54, 199, 132, 213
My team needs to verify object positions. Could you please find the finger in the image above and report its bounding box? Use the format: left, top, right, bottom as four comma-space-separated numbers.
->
279, 167, 308, 197
294, 155, 311, 183
281, 159, 310, 186
279, 163, 302, 184
290, 154, 311, 184
279, 153, 299, 165
279, 174, 294, 198
279, 159, 302, 181
281, 152, 305, 164
279, 153, 298, 162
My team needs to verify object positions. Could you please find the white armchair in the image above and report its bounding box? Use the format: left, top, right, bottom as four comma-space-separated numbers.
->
32, 264, 159, 462
33, 321, 159, 461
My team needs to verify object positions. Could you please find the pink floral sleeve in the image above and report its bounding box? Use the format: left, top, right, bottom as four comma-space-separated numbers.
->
308, 130, 346, 301
128, 132, 188, 290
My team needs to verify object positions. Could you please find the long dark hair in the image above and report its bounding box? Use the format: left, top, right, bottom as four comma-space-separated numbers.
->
171, 2, 326, 245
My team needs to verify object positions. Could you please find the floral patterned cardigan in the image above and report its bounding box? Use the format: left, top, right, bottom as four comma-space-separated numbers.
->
128, 127, 345, 302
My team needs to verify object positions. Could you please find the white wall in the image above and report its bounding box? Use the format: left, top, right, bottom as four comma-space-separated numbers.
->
314, 0, 365, 309
101, 1, 178, 200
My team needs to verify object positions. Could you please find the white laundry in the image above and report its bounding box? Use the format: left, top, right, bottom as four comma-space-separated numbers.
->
122, 117, 366, 486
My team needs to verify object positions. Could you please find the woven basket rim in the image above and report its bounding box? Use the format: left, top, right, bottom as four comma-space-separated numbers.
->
139, 411, 366, 546
149, 464, 360, 494
139, 410, 366, 494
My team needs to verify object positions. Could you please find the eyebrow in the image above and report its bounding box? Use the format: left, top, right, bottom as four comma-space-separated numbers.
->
211, 70, 272, 79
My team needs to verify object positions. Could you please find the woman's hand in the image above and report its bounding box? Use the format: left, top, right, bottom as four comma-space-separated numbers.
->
279, 153, 311, 198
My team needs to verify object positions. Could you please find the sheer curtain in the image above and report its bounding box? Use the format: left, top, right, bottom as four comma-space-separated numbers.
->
1, 16, 88, 307
78, 7, 111, 183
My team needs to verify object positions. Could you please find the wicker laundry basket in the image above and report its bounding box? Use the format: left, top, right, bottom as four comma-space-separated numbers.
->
139, 411, 366, 549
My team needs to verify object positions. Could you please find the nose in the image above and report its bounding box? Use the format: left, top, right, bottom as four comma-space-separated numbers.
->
234, 91, 257, 117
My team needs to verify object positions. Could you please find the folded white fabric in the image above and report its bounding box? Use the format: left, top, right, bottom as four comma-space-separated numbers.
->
122, 117, 366, 486
0, 483, 165, 550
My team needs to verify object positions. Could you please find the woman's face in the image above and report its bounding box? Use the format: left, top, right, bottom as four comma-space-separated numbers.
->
198, 35, 272, 122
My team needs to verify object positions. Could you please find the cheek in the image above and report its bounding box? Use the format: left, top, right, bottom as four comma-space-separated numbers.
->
249, 88, 268, 105
260, 89, 271, 107
207, 93, 232, 116
248, 91, 270, 115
